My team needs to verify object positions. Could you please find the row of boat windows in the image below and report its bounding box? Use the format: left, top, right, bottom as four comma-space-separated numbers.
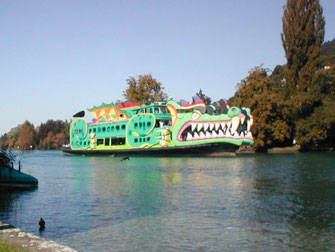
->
134, 122, 151, 128
133, 120, 171, 128
84, 120, 171, 134
88, 124, 126, 134
134, 137, 151, 143
74, 136, 151, 146
137, 107, 168, 114
73, 137, 126, 147
97, 137, 126, 146
73, 140, 91, 146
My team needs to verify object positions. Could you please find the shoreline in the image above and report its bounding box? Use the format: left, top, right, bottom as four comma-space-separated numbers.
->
267, 145, 301, 153
0, 221, 76, 252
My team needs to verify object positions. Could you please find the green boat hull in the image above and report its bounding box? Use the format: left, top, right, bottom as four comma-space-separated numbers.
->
0, 166, 38, 190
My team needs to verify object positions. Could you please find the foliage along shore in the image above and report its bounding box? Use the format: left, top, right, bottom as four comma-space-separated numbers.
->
0, 120, 69, 150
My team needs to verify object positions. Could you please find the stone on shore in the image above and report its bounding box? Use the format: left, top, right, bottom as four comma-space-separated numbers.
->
0, 221, 76, 252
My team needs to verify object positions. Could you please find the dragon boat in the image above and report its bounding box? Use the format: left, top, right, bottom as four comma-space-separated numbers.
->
62, 97, 254, 156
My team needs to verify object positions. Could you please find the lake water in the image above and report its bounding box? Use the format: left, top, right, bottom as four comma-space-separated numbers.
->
1, 151, 335, 251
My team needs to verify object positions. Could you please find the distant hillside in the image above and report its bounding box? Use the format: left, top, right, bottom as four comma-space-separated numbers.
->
321, 39, 335, 66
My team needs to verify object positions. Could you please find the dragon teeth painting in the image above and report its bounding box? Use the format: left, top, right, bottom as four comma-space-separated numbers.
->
62, 97, 254, 156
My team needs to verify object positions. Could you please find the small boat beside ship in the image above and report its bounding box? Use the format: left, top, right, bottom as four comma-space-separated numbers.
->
62, 97, 254, 156
0, 151, 38, 190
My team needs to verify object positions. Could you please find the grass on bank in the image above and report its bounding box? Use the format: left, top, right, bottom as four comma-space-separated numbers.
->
0, 239, 30, 252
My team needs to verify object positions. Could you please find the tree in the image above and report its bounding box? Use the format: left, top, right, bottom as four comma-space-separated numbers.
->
295, 67, 335, 150
17, 121, 36, 150
196, 89, 212, 104
321, 39, 335, 67
0, 134, 9, 150
36, 120, 69, 149
123, 74, 167, 104
231, 67, 293, 152
281, 0, 325, 94
0, 119, 69, 150
1, 126, 20, 149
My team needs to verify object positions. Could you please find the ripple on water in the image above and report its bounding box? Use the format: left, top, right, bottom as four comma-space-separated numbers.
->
1, 151, 335, 251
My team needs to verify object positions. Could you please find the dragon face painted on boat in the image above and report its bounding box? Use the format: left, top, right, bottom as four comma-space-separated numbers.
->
166, 99, 254, 147
66, 97, 254, 155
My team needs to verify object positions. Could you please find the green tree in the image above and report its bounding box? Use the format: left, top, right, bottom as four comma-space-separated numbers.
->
2, 126, 20, 149
321, 39, 335, 67
232, 67, 293, 152
281, 0, 325, 94
196, 89, 212, 104
295, 67, 335, 150
36, 120, 69, 149
123, 74, 167, 104
0, 134, 9, 150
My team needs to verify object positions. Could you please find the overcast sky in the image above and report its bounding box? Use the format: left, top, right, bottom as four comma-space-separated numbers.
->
1, 0, 334, 135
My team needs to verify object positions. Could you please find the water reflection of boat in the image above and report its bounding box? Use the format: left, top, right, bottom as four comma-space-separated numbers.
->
0, 151, 38, 190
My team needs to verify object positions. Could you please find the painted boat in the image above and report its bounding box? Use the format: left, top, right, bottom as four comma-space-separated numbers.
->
62, 97, 254, 156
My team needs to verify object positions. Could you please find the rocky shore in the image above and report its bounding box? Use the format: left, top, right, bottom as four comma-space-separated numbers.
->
0, 222, 76, 252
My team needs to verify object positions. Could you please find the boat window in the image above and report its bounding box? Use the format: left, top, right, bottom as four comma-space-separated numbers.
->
161, 107, 168, 113
120, 114, 125, 118
139, 122, 142, 127
139, 138, 142, 143
154, 108, 159, 113
93, 128, 96, 133
111, 126, 114, 131
119, 137, 125, 145
98, 127, 101, 133
89, 129, 92, 133
102, 127, 106, 132
147, 122, 151, 127
105, 138, 110, 146
111, 138, 117, 145
116, 125, 120, 130
147, 137, 150, 141
121, 125, 126, 130
135, 138, 138, 143
111, 137, 126, 145
107, 127, 111, 132
97, 139, 104, 146
134, 123, 138, 128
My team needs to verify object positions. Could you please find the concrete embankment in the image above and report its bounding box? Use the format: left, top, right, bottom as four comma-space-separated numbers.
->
0, 222, 76, 252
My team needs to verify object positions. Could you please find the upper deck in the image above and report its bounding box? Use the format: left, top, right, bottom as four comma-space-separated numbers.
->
87, 102, 171, 125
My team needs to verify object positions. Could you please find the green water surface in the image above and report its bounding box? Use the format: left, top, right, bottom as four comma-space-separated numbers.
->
0, 151, 334, 251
